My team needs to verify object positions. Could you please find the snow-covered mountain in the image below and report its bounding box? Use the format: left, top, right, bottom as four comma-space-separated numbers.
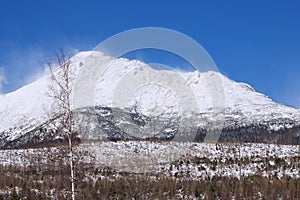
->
0, 51, 299, 149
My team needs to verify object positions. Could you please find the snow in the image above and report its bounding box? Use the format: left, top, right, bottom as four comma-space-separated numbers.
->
0, 141, 299, 179
1, 51, 300, 138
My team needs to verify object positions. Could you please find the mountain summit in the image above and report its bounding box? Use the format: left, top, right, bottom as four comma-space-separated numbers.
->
0, 51, 299, 149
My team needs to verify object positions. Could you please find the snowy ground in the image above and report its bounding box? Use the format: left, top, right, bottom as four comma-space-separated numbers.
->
0, 141, 299, 179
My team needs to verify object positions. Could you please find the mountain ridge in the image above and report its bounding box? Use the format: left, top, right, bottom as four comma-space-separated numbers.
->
0, 51, 299, 148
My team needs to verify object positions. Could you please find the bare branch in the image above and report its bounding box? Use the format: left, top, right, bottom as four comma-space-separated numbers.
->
44, 49, 76, 200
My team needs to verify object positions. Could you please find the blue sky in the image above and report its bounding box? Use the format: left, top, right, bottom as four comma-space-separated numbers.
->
0, 0, 299, 107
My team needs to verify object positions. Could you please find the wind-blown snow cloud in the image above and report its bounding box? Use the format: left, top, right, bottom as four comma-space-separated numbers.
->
0, 67, 6, 94
0, 42, 80, 93
23, 48, 79, 84
24, 65, 50, 84
295, 98, 300, 108
0, 46, 47, 93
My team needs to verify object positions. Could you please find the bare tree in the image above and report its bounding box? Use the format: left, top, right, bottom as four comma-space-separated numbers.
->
45, 49, 76, 200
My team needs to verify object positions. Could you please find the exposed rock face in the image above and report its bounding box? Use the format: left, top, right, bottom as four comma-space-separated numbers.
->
1, 106, 299, 149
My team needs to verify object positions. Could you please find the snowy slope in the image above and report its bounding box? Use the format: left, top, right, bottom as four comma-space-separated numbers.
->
1, 141, 299, 178
0, 51, 300, 147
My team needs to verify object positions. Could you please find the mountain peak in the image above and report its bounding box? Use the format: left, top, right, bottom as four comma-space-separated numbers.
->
0, 51, 300, 148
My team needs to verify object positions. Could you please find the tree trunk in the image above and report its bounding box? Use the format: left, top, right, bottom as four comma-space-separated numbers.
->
68, 135, 75, 200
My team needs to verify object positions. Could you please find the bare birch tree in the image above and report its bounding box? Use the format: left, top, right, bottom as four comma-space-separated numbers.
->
45, 49, 76, 200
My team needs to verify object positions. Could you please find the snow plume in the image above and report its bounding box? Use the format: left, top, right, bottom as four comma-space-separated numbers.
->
24, 65, 50, 84
0, 67, 6, 94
